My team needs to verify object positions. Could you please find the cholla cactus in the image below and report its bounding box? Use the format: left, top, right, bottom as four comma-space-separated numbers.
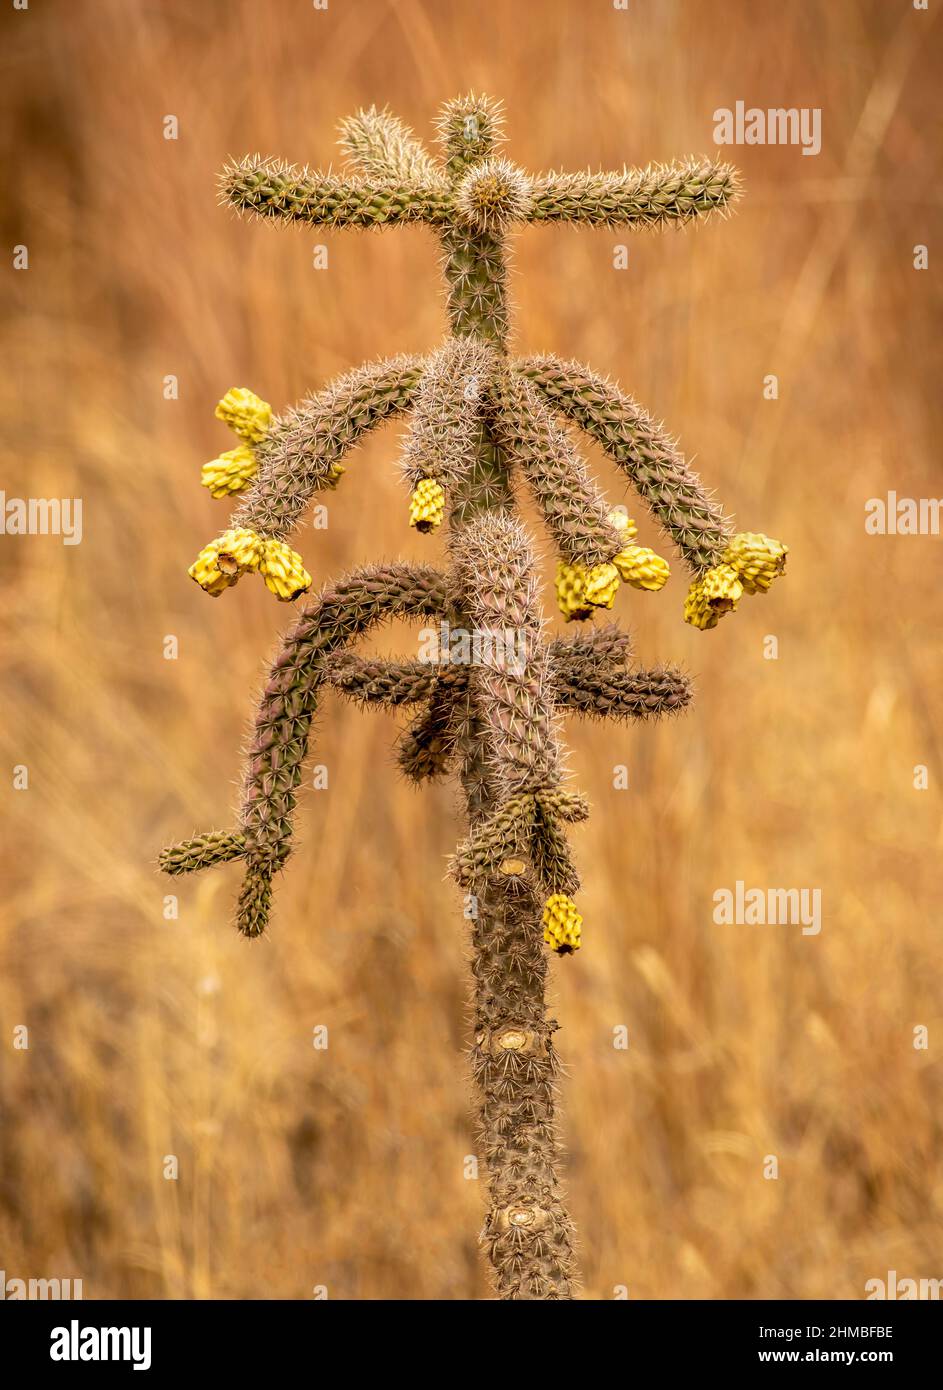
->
160, 94, 787, 1300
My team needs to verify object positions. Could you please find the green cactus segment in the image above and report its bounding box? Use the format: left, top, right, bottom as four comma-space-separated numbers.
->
518, 354, 734, 574
397, 669, 465, 784
528, 159, 741, 227
220, 156, 453, 228
337, 105, 447, 187
557, 663, 692, 721
435, 91, 507, 180
159, 829, 246, 875
439, 225, 509, 346
234, 355, 423, 540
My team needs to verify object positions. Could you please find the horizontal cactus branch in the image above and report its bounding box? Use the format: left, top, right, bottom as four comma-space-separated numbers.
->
558, 663, 693, 721
222, 153, 739, 235
550, 621, 634, 670
166, 90, 787, 1299
159, 829, 246, 876
326, 649, 690, 718
220, 156, 454, 228
325, 653, 439, 706
528, 159, 741, 228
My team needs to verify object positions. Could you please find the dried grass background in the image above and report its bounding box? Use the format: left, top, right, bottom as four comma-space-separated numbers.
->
1, 0, 941, 1299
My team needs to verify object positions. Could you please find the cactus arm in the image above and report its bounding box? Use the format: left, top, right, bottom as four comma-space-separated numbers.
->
491, 370, 623, 567
325, 653, 439, 706
555, 661, 692, 721
159, 830, 246, 875
399, 337, 499, 495
549, 622, 634, 669
337, 106, 447, 188
517, 354, 733, 575
396, 667, 467, 783
220, 156, 453, 228
527, 159, 741, 228
160, 564, 449, 936
230, 356, 424, 542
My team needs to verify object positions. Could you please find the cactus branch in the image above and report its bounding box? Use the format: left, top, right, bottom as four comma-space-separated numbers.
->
399, 336, 500, 495
233, 355, 424, 541
518, 354, 734, 574
326, 653, 439, 706
220, 156, 453, 228
162, 564, 448, 937
337, 106, 447, 188
527, 159, 741, 228
492, 370, 623, 567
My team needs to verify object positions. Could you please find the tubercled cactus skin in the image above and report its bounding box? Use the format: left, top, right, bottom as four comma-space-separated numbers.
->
161, 94, 787, 1300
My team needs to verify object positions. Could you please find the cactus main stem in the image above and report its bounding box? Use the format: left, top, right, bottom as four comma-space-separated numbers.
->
441, 215, 577, 1298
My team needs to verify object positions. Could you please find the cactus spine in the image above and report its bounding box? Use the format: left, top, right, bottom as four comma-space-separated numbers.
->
162, 93, 787, 1299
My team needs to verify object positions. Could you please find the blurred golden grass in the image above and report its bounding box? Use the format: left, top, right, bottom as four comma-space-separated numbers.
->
1, 0, 941, 1299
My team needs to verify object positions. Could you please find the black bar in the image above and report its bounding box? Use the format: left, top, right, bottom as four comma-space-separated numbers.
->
1, 1298, 937, 1374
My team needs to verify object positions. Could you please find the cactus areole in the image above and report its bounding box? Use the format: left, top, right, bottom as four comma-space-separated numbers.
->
161, 95, 787, 1300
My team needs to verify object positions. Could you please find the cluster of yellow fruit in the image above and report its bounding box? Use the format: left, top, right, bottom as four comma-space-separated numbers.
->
201, 387, 270, 498
408, 477, 446, 532
189, 388, 312, 601
683, 531, 788, 630
555, 511, 670, 620
542, 893, 583, 954
188, 527, 311, 601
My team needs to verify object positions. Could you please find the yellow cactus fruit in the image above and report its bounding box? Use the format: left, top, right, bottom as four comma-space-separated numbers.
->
201, 444, 258, 499
542, 893, 582, 954
215, 387, 272, 444
258, 538, 313, 602
613, 544, 670, 592
703, 563, 743, 608
555, 560, 593, 621
324, 461, 346, 491
723, 531, 787, 594
188, 528, 264, 597
683, 563, 743, 630
607, 508, 638, 541
582, 561, 620, 610
409, 477, 445, 532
